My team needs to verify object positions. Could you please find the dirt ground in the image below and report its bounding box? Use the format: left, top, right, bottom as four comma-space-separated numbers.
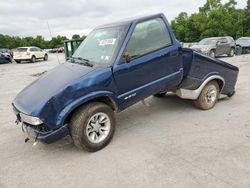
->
0, 54, 250, 188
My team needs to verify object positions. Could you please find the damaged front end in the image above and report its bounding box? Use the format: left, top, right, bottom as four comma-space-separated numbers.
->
13, 105, 69, 144
11, 62, 98, 144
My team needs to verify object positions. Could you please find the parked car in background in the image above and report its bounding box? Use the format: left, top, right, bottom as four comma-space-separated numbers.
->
0, 48, 13, 58
48, 47, 64, 53
0, 52, 12, 64
13, 47, 48, 63
57, 47, 64, 53
190, 37, 236, 58
236, 37, 250, 54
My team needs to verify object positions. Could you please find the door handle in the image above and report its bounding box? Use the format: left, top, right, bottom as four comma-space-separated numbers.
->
170, 51, 178, 57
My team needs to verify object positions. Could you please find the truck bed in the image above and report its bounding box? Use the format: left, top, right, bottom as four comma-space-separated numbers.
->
179, 48, 239, 96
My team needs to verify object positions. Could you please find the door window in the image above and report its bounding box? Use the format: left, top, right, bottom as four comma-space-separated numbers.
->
126, 18, 172, 60
30, 48, 38, 52
221, 38, 228, 43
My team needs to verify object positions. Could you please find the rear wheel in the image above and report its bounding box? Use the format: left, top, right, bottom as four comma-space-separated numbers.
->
194, 81, 219, 110
228, 48, 235, 57
69, 102, 115, 152
44, 54, 48, 61
31, 56, 36, 63
15, 60, 21, 64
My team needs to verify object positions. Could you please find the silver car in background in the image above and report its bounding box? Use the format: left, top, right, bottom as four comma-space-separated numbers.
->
236, 37, 250, 54
190, 37, 236, 58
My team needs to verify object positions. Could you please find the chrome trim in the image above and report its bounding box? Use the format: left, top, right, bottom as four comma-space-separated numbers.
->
19, 113, 43, 126
176, 75, 225, 100
118, 70, 183, 100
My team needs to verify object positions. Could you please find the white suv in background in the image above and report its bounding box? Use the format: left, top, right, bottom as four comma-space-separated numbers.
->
13, 46, 48, 63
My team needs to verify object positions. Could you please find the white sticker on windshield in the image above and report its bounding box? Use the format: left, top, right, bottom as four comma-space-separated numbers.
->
99, 38, 117, 46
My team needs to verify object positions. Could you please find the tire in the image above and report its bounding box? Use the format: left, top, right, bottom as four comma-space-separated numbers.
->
209, 50, 216, 58
44, 54, 48, 61
194, 81, 219, 110
31, 56, 36, 63
15, 60, 21, 64
69, 102, 115, 152
154, 91, 167, 98
228, 48, 235, 57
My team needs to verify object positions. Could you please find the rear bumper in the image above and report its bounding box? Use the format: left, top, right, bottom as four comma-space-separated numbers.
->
23, 123, 69, 144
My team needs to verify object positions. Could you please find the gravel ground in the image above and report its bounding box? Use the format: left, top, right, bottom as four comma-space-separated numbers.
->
0, 54, 250, 188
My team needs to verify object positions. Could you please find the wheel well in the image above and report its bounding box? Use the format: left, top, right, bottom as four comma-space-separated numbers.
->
63, 96, 118, 124
231, 46, 235, 49
209, 49, 216, 54
213, 79, 224, 91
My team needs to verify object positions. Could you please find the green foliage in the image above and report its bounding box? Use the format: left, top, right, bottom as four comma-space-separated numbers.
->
243, 0, 250, 36
0, 34, 87, 49
72, 34, 81, 40
171, 0, 249, 42
1, 0, 249, 47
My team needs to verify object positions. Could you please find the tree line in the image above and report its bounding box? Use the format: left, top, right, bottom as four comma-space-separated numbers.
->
0, 0, 249, 48
0, 34, 86, 49
171, 0, 250, 42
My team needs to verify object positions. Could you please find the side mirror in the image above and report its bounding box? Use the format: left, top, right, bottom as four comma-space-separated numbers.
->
121, 51, 131, 64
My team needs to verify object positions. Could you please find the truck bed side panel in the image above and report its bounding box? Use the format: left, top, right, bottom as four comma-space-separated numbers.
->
179, 49, 239, 95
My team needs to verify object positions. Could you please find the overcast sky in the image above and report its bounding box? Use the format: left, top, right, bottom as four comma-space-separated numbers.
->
0, 0, 247, 39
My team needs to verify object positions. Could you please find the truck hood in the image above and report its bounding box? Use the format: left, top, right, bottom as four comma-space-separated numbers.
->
13, 62, 96, 115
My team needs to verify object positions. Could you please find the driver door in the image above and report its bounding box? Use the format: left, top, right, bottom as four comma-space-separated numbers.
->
113, 17, 183, 108
216, 38, 227, 56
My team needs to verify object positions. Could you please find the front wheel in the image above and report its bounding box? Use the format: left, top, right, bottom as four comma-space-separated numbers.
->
194, 81, 219, 110
69, 102, 115, 152
209, 50, 216, 58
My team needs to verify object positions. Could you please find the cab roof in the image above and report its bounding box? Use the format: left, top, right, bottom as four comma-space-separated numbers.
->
95, 13, 165, 29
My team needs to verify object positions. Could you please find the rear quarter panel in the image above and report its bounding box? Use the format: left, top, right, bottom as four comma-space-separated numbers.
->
180, 50, 239, 95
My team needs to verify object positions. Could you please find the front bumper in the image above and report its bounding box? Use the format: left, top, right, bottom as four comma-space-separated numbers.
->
13, 105, 69, 144
192, 49, 210, 56
23, 123, 69, 144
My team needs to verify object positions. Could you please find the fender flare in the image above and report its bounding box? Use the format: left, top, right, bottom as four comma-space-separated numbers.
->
176, 75, 225, 100
55, 91, 119, 127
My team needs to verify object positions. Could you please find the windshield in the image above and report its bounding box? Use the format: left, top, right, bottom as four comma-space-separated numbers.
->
199, 38, 218, 45
73, 25, 128, 66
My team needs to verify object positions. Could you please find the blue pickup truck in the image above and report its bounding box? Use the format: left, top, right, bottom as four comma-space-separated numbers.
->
12, 13, 239, 152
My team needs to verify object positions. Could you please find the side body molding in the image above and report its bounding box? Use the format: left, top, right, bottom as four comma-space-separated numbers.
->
176, 75, 225, 100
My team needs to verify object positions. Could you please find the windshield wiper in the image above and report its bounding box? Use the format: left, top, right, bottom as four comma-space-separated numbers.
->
71, 57, 93, 67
